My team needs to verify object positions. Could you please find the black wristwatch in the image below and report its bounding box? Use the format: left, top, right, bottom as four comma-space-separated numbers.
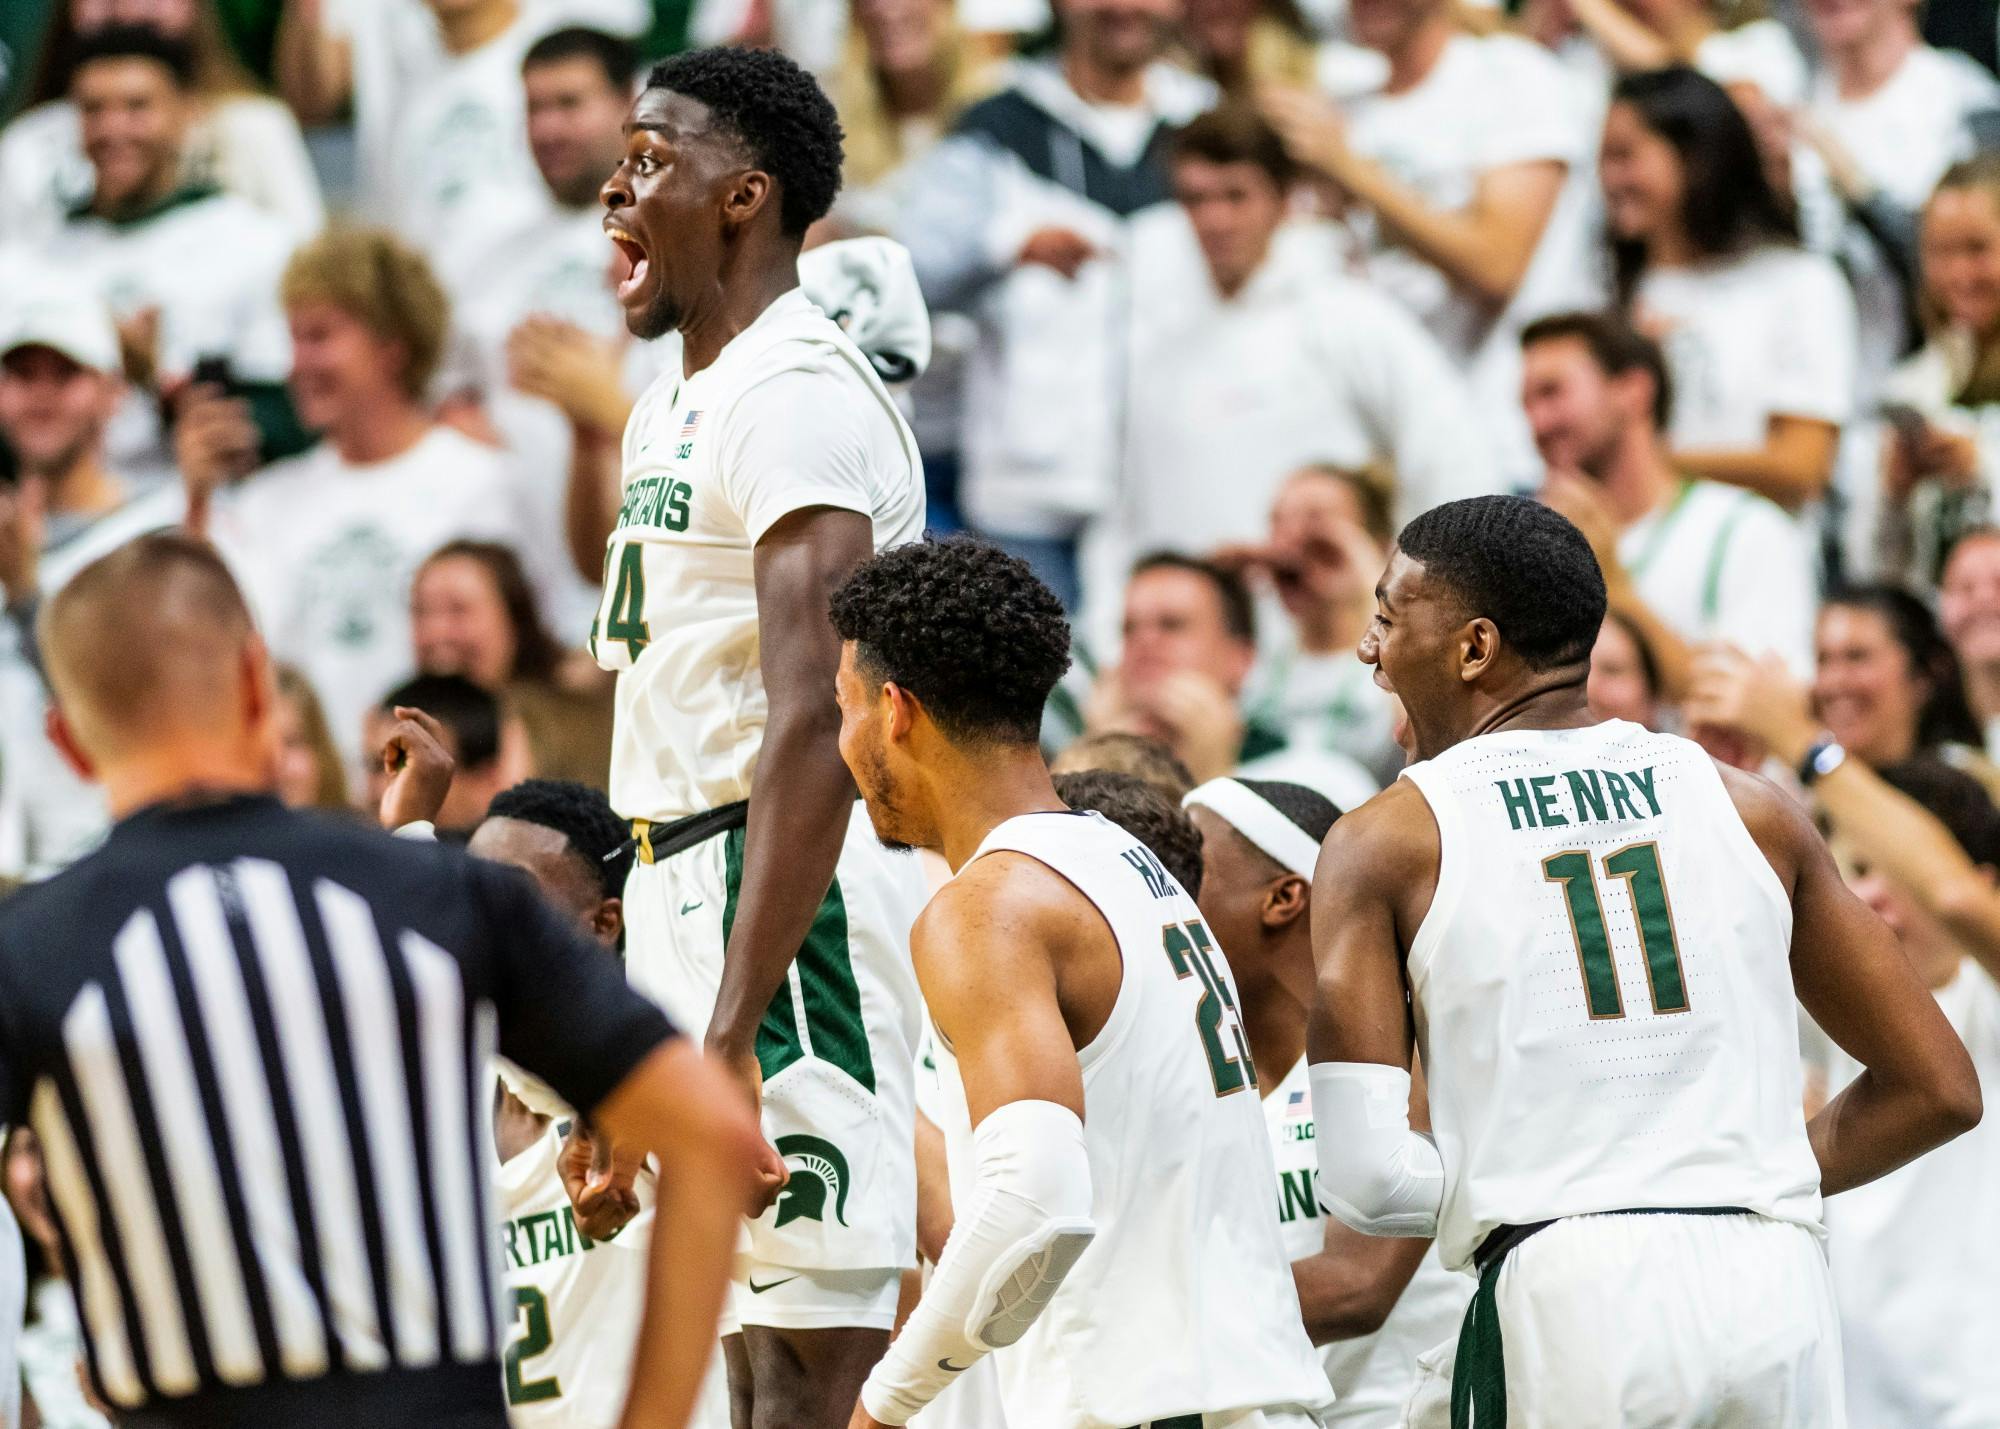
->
1797, 736, 1847, 787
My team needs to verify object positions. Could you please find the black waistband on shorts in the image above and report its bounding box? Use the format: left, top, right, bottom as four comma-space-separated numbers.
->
119, 1363, 507, 1429
1470, 1204, 1753, 1274
633, 799, 751, 865
1455, 1206, 1754, 1428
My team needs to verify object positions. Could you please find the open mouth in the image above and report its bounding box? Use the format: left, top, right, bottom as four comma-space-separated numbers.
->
606, 224, 651, 304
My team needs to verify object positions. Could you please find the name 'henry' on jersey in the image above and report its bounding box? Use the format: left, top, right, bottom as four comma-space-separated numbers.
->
590, 289, 924, 821
934, 810, 1333, 1428
1399, 720, 1825, 1272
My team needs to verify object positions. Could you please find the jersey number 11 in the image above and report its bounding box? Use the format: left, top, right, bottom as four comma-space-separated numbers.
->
1542, 842, 1690, 1021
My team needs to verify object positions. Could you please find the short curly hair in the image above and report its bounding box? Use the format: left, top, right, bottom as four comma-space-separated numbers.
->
1054, 770, 1204, 898
829, 536, 1071, 746
1396, 496, 1606, 672
645, 46, 843, 235
485, 778, 633, 901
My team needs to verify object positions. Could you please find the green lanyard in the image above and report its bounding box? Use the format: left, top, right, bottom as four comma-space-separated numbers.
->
1624, 480, 1697, 580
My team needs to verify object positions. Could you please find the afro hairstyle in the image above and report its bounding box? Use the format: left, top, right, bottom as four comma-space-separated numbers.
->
644, 46, 844, 235
485, 778, 634, 901
1395, 495, 1607, 672
829, 535, 1071, 747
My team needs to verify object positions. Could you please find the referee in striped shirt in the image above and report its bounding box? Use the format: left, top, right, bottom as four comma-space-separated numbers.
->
0, 532, 774, 1428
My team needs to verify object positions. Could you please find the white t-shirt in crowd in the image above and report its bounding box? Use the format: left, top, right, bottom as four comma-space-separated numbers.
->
1247, 645, 1404, 792
0, 93, 324, 244
1808, 44, 1998, 211
329, 0, 645, 228
1121, 216, 1498, 557
212, 425, 531, 776
1694, 19, 1809, 107
689, 0, 1047, 72
0, 486, 186, 885
1263, 1056, 1471, 1424
0, 639, 107, 885
1324, 32, 1586, 478
377, 14, 555, 305
1810, 45, 1998, 411
1818, 963, 2000, 1427
1636, 245, 1857, 452
1617, 479, 1817, 677
47, 189, 296, 480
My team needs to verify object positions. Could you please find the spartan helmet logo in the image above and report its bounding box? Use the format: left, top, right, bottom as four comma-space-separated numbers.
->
774, 1134, 851, 1229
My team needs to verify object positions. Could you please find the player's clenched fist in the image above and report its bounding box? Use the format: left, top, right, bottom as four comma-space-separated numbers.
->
376, 705, 456, 831
558, 1120, 645, 1241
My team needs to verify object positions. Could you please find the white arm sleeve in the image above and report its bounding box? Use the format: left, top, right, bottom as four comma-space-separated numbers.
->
859, 1099, 1095, 1425
1310, 1061, 1444, 1237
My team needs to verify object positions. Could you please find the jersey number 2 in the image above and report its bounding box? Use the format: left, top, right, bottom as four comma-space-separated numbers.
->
504, 1285, 562, 1405
1162, 919, 1257, 1096
1542, 842, 1690, 1020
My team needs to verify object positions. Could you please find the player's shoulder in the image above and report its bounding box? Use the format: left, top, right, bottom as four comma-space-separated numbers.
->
719, 341, 896, 447
921, 846, 1104, 955
1315, 779, 1439, 892
1712, 762, 1808, 894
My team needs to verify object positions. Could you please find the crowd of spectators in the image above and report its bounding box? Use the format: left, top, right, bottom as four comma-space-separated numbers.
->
5, 0, 2000, 1422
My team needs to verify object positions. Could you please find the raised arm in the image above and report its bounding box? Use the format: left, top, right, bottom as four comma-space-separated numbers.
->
1723, 766, 1982, 1195
1307, 784, 1445, 1236
707, 507, 875, 1096
1264, 88, 1564, 308
273, 0, 353, 126
854, 859, 1096, 1428
1687, 649, 2000, 981
1672, 416, 1841, 511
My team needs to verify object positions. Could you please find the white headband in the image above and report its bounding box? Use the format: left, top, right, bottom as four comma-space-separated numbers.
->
1182, 778, 1320, 879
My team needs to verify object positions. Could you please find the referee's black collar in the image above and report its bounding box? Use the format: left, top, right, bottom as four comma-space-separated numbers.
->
111, 789, 285, 836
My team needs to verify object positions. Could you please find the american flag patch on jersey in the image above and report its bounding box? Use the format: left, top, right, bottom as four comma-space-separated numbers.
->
1287, 1090, 1308, 1110
679, 410, 703, 439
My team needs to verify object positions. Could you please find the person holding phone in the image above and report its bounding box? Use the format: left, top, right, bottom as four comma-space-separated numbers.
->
1877, 157, 2000, 587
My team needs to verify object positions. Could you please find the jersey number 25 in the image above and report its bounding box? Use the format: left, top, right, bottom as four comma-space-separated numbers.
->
1162, 919, 1257, 1097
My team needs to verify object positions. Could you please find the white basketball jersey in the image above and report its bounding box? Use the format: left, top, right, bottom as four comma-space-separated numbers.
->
1400, 721, 1824, 1273
940, 811, 1333, 1428
593, 288, 924, 820
496, 1123, 651, 1428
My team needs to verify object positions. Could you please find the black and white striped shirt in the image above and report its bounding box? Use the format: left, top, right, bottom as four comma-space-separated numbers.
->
0, 795, 674, 1427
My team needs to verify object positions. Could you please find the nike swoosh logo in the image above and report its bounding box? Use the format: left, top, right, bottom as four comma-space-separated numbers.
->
746, 1275, 799, 1294
938, 1358, 970, 1373
680, 899, 703, 914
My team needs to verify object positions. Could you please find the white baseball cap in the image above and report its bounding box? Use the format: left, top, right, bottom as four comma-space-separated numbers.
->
0, 290, 121, 376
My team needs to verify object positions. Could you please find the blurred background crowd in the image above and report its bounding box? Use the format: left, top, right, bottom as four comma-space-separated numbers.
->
3, 0, 2000, 1422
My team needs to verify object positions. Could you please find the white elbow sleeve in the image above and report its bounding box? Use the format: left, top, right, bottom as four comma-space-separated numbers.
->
859, 1100, 1095, 1425
1310, 1061, 1444, 1237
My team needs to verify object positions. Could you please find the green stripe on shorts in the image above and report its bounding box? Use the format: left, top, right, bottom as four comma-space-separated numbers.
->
1451, 1258, 1506, 1428
722, 828, 876, 1094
